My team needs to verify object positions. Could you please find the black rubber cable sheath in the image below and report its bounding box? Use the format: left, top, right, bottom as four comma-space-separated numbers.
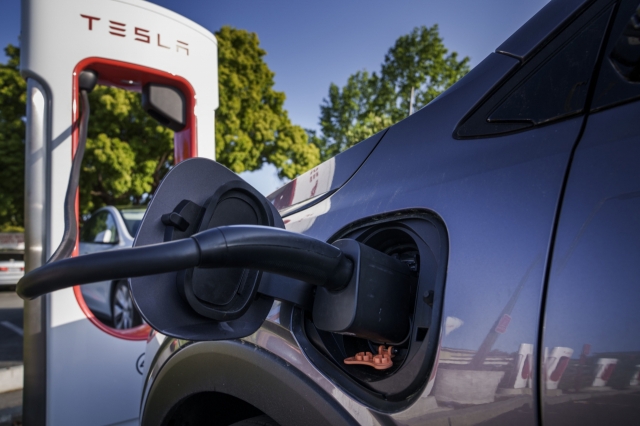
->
48, 90, 90, 263
18, 239, 201, 299
193, 226, 353, 290
17, 225, 353, 300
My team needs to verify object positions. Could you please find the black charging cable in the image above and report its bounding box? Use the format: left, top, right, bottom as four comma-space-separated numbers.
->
17, 225, 354, 300
48, 71, 98, 263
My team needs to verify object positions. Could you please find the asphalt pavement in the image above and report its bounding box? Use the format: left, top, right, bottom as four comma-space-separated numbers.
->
0, 289, 23, 425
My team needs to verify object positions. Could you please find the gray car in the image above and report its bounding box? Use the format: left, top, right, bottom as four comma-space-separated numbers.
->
79, 206, 145, 329
16, 0, 640, 424
0, 251, 24, 289
136, 0, 640, 424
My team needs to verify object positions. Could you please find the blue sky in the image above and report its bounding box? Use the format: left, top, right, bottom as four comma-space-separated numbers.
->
1, 0, 548, 193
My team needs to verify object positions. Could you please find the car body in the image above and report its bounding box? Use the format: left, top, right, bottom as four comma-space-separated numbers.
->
79, 205, 145, 328
0, 250, 24, 288
140, 0, 640, 424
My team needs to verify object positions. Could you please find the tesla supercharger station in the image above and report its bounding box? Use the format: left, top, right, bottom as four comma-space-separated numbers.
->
20, 0, 218, 424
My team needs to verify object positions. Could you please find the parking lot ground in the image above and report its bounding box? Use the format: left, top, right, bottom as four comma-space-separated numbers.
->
0, 290, 23, 426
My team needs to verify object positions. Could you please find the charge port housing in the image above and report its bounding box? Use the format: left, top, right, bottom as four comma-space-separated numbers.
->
292, 211, 448, 409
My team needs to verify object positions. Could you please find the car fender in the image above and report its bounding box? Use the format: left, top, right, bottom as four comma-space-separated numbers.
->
141, 339, 358, 426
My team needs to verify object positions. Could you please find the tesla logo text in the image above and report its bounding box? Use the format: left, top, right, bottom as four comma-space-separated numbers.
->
80, 14, 189, 55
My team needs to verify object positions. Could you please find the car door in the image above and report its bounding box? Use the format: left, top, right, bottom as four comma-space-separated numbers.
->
542, 1, 640, 424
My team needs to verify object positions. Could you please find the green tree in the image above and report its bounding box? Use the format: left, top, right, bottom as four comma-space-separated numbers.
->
86, 26, 323, 213
215, 26, 320, 178
0, 45, 25, 231
84, 26, 321, 214
315, 25, 470, 160
81, 87, 174, 214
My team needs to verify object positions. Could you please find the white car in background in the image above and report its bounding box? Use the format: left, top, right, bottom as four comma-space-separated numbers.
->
79, 206, 146, 329
0, 250, 24, 289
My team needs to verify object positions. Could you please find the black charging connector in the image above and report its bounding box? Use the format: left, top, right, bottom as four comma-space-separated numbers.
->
313, 239, 416, 344
18, 222, 415, 343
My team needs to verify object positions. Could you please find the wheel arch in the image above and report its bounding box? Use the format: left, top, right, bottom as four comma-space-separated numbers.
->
142, 340, 357, 426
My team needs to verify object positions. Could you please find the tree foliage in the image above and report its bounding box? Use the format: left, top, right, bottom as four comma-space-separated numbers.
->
81, 87, 174, 214
0, 45, 25, 231
215, 26, 319, 179
314, 25, 470, 160
83, 26, 321, 213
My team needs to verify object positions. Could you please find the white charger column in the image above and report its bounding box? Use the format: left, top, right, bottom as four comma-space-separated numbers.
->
20, 0, 218, 424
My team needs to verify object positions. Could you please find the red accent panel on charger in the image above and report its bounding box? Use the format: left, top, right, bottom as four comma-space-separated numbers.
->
71, 57, 198, 340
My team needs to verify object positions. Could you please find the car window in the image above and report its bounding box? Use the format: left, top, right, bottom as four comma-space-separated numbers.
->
80, 211, 119, 244
488, 12, 609, 126
0, 252, 23, 262
592, 0, 640, 110
119, 208, 146, 237
456, 1, 613, 138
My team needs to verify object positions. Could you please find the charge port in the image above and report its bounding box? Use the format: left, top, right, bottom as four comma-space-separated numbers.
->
342, 226, 419, 380
309, 226, 419, 381
298, 214, 446, 404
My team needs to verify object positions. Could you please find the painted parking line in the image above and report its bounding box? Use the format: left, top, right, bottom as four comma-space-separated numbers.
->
0, 321, 23, 337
